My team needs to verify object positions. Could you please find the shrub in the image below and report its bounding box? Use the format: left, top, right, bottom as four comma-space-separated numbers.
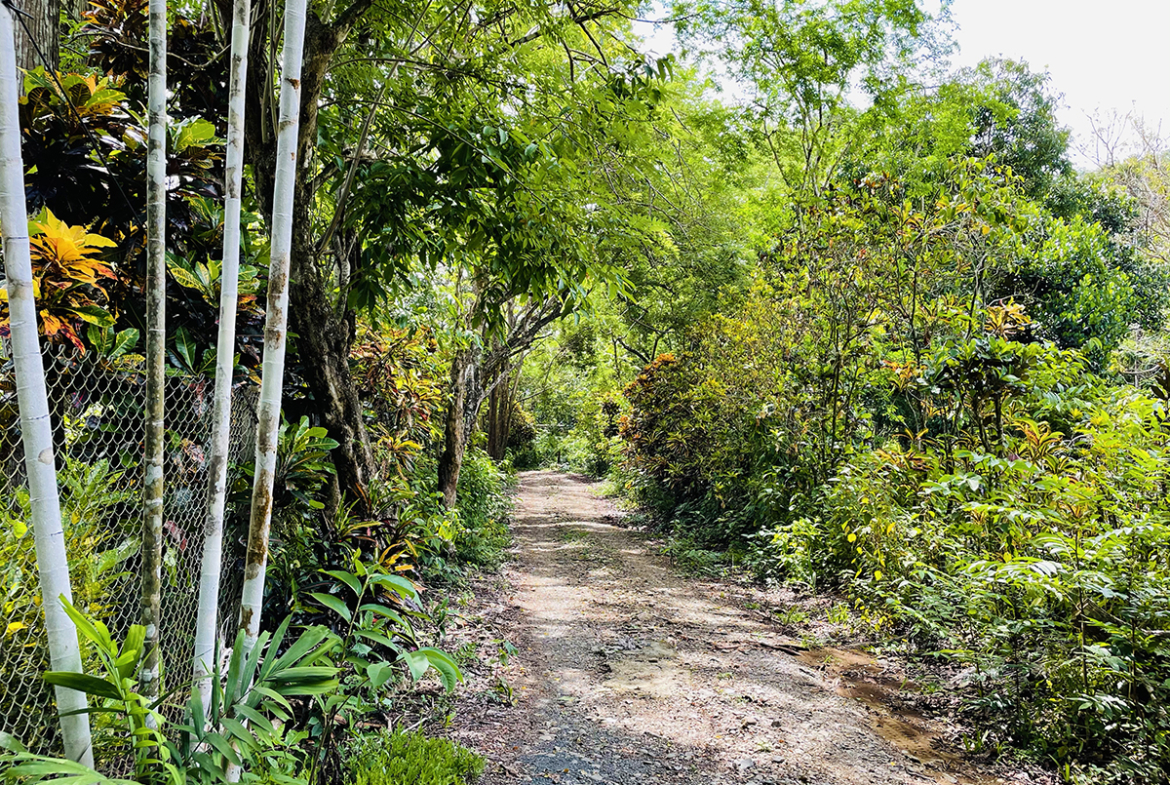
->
453, 447, 513, 570
343, 729, 484, 785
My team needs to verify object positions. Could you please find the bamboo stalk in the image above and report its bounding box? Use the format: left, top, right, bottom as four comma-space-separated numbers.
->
238, 0, 308, 655
192, 0, 251, 711
139, 0, 167, 703
0, 3, 93, 765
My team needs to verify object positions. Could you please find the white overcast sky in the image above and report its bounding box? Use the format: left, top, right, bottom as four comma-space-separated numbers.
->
635, 0, 1170, 168
946, 0, 1170, 166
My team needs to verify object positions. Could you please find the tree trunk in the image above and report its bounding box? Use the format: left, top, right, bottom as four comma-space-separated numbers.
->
139, 0, 166, 704
13, 0, 59, 75
439, 301, 564, 506
0, 3, 91, 763
193, 0, 249, 711
486, 361, 511, 461
437, 347, 476, 508
287, 229, 374, 508
238, 0, 307, 656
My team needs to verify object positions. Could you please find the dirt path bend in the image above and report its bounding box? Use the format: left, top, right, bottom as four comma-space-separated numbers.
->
451, 471, 1028, 785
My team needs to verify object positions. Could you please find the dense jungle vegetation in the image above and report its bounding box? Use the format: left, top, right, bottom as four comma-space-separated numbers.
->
1, 0, 1169, 783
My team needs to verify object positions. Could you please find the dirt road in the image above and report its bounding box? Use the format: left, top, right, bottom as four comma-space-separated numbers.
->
449, 471, 1036, 785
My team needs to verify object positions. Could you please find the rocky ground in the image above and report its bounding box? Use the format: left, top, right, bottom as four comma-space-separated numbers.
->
439, 471, 1052, 785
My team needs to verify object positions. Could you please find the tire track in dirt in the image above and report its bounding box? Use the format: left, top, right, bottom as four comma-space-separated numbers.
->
454, 471, 1031, 785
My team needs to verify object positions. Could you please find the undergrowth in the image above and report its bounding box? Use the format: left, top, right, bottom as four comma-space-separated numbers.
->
343, 729, 484, 785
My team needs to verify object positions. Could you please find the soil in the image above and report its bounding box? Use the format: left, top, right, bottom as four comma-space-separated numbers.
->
443, 471, 1052, 785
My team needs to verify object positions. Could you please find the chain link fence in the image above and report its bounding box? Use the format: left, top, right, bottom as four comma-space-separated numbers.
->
0, 341, 257, 756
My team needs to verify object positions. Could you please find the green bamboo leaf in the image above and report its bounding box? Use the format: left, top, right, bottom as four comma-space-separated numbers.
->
205, 732, 240, 766
220, 718, 255, 747
269, 666, 339, 684
357, 603, 407, 627
271, 625, 332, 671
259, 616, 294, 681
59, 596, 115, 655
271, 679, 340, 697
233, 704, 274, 735
353, 628, 401, 650
43, 672, 123, 701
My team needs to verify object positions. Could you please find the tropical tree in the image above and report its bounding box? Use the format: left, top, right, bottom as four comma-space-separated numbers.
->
233, 0, 652, 511
672, 0, 934, 198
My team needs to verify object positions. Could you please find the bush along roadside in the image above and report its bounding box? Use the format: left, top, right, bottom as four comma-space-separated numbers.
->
615, 298, 1170, 781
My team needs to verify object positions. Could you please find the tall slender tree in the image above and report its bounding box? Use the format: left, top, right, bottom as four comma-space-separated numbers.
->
192, 0, 250, 708
0, 2, 92, 765
139, 0, 166, 703
238, 0, 307, 656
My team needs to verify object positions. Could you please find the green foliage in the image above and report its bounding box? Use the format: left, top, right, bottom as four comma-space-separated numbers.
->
608, 142, 1170, 780
281, 560, 464, 785
662, 536, 731, 578
276, 419, 341, 511
0, 460, 135, 753
234, 417, 339, 515
342, 729, 483, 785
0, 565, 466, 785
1, 602, 339, 785
452, 448, 513, 570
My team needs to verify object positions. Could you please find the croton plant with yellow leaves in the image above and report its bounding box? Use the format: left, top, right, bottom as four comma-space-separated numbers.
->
0, 209, 118, 351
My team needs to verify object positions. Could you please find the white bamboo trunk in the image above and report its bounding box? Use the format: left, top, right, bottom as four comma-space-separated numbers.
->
192, 0, 251, 710
140, 0, 167, 702
0, 4, 94, 766
238, 0, 307, 655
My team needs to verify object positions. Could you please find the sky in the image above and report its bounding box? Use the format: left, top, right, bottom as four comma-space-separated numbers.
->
635, 0, 1170, 168
945, 0, 1170, 166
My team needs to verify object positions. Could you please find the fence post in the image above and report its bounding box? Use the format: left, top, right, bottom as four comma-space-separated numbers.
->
0, 1, 94, 765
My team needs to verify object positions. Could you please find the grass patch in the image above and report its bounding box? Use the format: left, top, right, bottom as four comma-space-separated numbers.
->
662, 536, 730, 577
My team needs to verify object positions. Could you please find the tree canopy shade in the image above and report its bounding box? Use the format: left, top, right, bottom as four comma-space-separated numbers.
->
225, 0, 685, 509
7, 0, 1170, 781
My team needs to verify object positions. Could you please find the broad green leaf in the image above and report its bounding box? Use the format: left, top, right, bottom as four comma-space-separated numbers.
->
366, 662, 395, 689
367, 574, 419, 602
402, 650, 428, 682
308, 592, 352, 622
322, 569, 361, 596
420, 648, 464, 692
172, 118, 221, 152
